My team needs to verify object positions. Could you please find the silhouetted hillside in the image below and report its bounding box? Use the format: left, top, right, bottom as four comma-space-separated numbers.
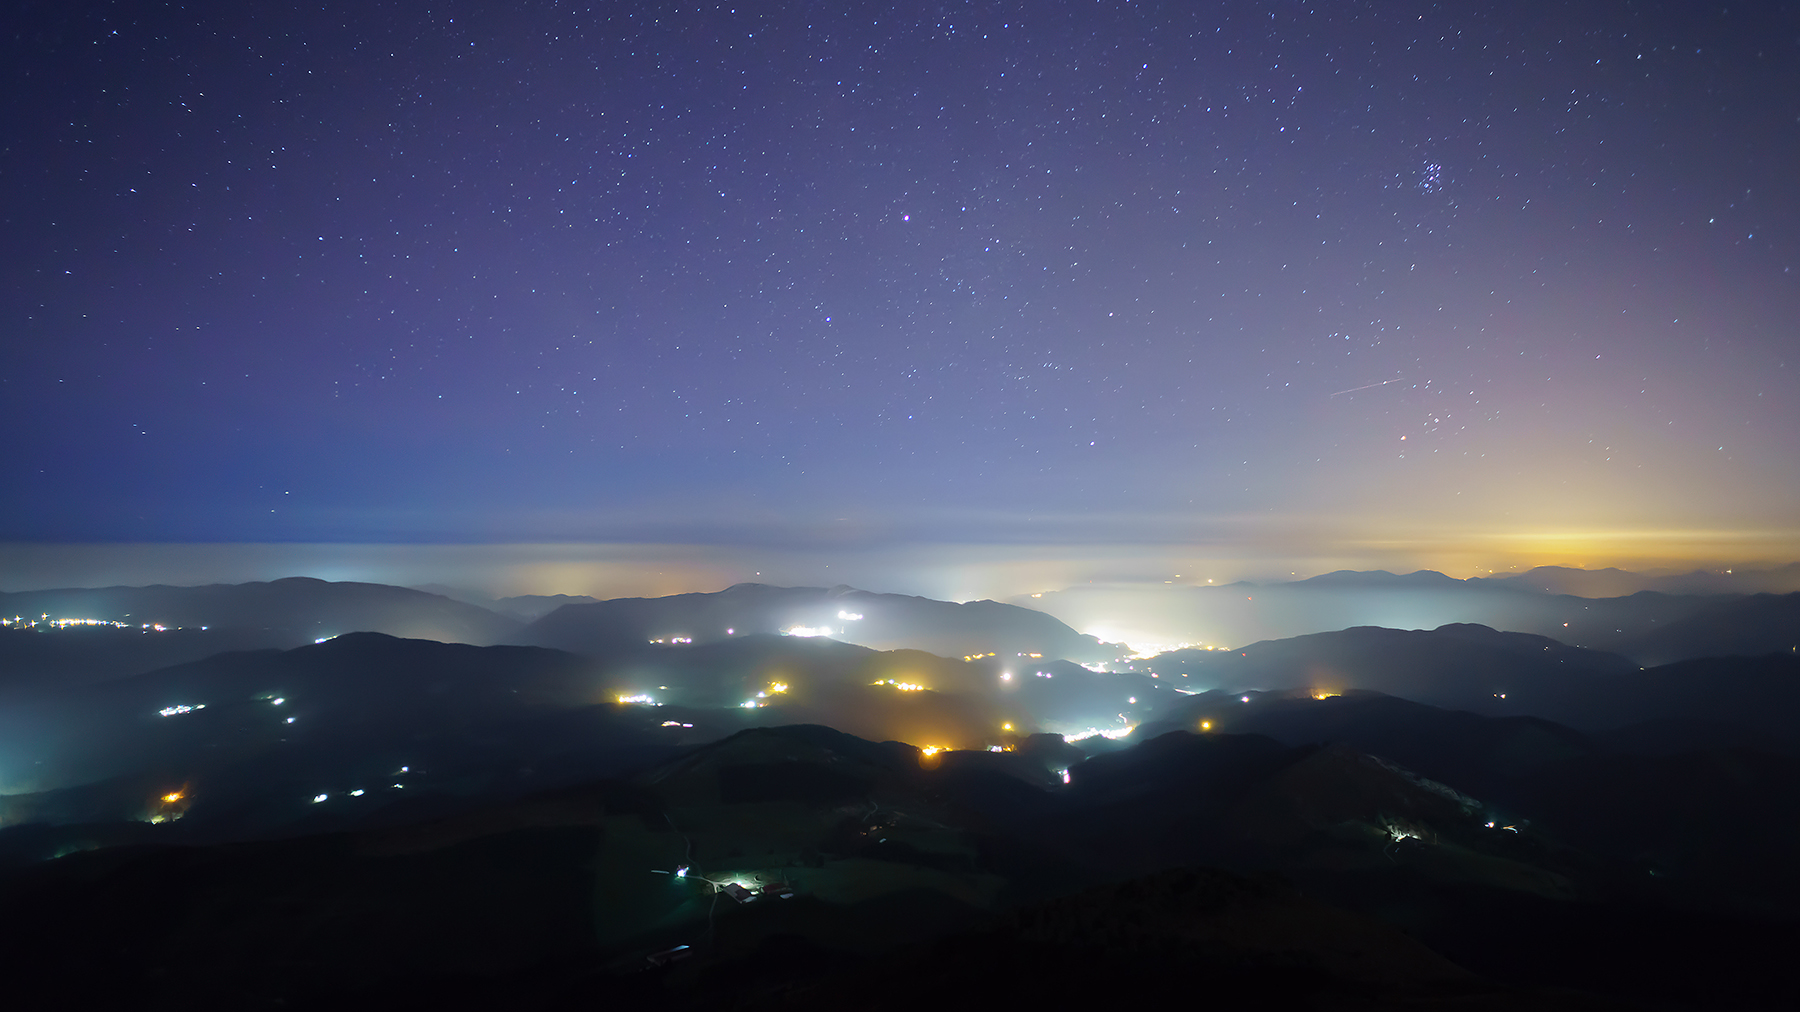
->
1143, 623, 1635, 718
1137, 689, 1595, 802
1298, 568, 1470, 589
0, 578, 523, 687
1615, 593, 1800, 665
1141, 626, 1800, 747
0, 623, 289, 690
0, 633, 687, 837
1017, 574, 1790, 664
516, 582, 1112, 662
1480, 563, 1800, 597
0, 629, 1161, 841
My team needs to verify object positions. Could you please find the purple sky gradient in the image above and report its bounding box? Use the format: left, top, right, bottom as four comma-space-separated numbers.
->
4, 1, 1796, 584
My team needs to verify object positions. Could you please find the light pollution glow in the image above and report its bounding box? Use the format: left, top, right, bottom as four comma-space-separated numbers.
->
4, 529, 1797, 603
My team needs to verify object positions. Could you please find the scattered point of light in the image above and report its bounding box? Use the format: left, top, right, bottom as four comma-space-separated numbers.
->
617, 693, 658, 705
836, 610, 863, 621
1064, 725, 1135, 743
161, 791, 184, 804
781, 624, 834, 638
312, 793, 328, 803
350, 789, 365, 797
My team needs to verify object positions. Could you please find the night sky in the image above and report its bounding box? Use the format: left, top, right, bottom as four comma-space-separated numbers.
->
5, 1, 1798, 590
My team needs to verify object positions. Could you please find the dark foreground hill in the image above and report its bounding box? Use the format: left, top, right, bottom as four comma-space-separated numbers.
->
1138, 688, 1800, 917
1143, 623, 1800, 748
4, 722, 1797, 1010
1614, 592, 1800, 665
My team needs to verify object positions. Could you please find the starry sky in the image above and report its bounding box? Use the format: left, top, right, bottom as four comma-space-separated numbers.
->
4, 1, 1798, 590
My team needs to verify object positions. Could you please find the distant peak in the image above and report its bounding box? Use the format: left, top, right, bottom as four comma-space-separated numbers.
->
1297, 569, 1461, 587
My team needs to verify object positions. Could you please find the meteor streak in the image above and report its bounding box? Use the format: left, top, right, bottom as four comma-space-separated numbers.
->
1330, 378, 1403, 397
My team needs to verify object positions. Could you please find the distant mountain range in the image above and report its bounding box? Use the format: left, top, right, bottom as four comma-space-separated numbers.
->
5, 570, 1794, 699
1288, 563, 1800, 597
1020, 571, 1800, 663
1, 579, 1115, 689
1477, 562, 1800, 597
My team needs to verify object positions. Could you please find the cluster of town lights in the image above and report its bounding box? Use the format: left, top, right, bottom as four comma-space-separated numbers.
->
1063, 726, 1136, 743
7, 614, 192, 631
742, 681, 790, 708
